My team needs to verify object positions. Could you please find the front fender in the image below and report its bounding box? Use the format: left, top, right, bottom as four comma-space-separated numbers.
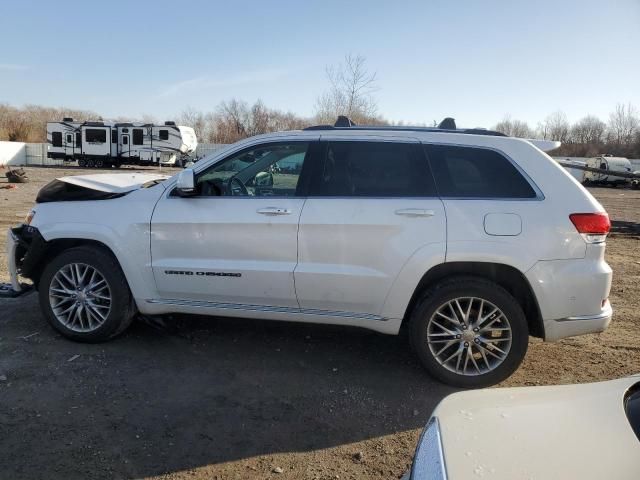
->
36, 221, 156, 301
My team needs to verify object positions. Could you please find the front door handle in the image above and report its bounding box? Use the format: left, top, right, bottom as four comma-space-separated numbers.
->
395, 208, 435, 217
257, 207, 292, 216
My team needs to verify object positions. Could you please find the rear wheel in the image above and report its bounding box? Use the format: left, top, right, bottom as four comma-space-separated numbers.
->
38, 246, 136, 342
87, 159, 95, 168
78, 158, 86, 168
95, 159, 104, 168
409, 276, 529, 388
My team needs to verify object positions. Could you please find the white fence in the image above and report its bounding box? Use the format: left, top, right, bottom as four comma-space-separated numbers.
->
0, 141, 26, 166
194, 143, 229, 160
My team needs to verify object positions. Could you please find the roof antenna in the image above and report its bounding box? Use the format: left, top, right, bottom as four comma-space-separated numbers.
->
438, 117, 456, 130
334, 115, 356, 127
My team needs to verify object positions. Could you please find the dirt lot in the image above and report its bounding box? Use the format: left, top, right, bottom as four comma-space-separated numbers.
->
1, 167, 639, 479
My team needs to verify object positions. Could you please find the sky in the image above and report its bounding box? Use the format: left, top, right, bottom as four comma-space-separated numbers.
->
1, 0, 639, 128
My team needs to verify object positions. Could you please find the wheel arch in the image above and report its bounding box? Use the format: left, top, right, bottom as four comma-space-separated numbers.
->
23, 237, 122, 290
403, 262, 544, 338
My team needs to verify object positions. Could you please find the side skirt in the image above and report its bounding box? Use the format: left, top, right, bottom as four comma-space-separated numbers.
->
141, 298, 402, 335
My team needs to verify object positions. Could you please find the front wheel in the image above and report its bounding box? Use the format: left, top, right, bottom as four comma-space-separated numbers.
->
409, 277, 529, 388
38, 246, 136, 342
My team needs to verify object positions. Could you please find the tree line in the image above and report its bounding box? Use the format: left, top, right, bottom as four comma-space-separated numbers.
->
1, 54, 638, 158
493, 104, 640, 158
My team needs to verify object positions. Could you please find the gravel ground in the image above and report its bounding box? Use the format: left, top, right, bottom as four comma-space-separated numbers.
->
0, 167, 639, 479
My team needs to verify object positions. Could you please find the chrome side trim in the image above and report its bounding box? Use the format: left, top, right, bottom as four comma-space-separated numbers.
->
557, 306, 613, 322
145, 298, 387, 321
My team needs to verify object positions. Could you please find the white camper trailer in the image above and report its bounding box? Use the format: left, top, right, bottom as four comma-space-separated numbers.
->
582, 155, 632, 187
46, 118, 197, 167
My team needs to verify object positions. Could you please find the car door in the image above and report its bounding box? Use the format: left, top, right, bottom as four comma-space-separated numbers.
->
150, 139, 318, 309
294, 136, 447, 318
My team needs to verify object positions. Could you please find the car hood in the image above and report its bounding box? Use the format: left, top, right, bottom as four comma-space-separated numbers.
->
433, 376, 640, 480
35, 173, 170, 203
56, 173, 170, 193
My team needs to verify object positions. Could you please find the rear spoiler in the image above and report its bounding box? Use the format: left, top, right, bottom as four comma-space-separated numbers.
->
524, 139, 562, 152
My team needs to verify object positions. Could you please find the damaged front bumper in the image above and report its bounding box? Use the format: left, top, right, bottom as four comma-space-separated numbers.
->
1, 225, 42, 297
7, 228, 22, 292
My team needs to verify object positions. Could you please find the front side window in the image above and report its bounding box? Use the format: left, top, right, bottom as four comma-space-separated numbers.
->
111, 130, 118, 143
159, 129, 169, 140
196, 143, 309, 197
85, 129, 106, 143
426, 144, 537, 198
308, 141, 435, 197
132, 128, 143, 145
52, 131, 62, 147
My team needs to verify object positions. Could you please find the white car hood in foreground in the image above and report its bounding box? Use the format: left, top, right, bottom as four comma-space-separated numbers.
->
434, 376, 640, 480
58, 173, 170, 193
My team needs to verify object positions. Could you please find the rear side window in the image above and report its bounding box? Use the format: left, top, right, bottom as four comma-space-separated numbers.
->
111, 130, 118, 143
309, 141, 435, 197
159, 129, 169, 140
52, 131, 62, 147
425, 144, 536, 198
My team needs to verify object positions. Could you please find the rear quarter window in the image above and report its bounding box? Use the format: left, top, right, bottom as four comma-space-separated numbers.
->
425, 144, 537, 199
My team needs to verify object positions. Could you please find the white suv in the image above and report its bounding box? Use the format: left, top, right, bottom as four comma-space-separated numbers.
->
6, 119, 613, 387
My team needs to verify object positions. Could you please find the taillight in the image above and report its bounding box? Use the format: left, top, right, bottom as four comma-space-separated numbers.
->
570, 212, 610, 243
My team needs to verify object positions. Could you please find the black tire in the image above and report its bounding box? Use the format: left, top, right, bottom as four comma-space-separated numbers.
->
408, 276, 529, 388
78, 158, 86, 168
87, 159, 95, 168
95, 159, 104, 168
38, 246, 136, 343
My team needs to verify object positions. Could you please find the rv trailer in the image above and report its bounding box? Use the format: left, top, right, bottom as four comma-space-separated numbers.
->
46, 118, 197, 167
582, 155, 632, 187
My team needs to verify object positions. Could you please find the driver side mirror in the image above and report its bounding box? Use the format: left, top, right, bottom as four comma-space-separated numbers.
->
175, 169, 196, 197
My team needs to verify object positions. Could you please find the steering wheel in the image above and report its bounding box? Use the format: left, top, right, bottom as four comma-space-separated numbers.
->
228, 177, 248, 196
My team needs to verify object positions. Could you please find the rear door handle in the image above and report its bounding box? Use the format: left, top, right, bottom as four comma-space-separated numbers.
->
257, 207, 292, 216
395, 208, 435, 217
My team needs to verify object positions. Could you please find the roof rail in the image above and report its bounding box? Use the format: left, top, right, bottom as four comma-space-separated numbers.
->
303, 116, 507, 137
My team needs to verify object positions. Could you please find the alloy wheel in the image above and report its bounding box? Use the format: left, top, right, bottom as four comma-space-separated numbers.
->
49, 263, 112, 332
426, 297, 512, 376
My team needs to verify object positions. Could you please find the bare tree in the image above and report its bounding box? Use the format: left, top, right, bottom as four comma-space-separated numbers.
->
493, 115, 533, 137
315, 54, 381, 124
608, 102, 639, 146
178, 107, 208, 141
538, 111, 570, 142
571, 115, 606, 144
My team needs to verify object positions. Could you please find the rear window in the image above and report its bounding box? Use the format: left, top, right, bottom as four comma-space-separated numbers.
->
425, 144, 536, 198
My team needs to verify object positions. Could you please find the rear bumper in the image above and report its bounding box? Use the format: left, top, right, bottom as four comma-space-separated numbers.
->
525, 245, 613, 341
544, 301, 612, 342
